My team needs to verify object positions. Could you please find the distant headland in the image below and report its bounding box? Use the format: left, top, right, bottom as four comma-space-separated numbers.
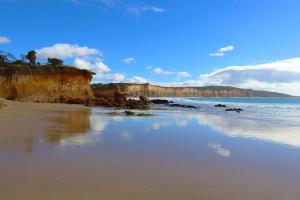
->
92, 83, 291, 98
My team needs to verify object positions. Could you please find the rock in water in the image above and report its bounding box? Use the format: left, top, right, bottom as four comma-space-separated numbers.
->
139, 95, 151, 105
125, 110, 136, 116
169, 104, 197, 109
225, 108, 243, 113
0, 98, 9, 110
151, 99, 170, 104
114, 92, 127, 106
215, 104, 227, 107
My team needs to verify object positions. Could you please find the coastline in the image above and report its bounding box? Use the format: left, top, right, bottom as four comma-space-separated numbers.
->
2, 98, 300, 149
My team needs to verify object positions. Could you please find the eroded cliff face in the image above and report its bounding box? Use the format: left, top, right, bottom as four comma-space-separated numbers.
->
0, 65, 94, 102
92, 83, 290, 98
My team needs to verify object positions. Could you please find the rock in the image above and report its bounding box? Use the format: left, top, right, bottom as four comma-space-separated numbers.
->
225, 108, 243, 113
85, 98, 113, 107
136, 113, 154, 117
124, 110, 154, 117
169, 104, 197, 109
0, 98, 9, 110
66, 98, 86, 105
58, 95, 67, 103
125, 110, 136, 116
114, 92, 127, 106
139, 95, 151, 105
215, 104, 227, 107
151, 99, 170, 104
126, 99, 150, 110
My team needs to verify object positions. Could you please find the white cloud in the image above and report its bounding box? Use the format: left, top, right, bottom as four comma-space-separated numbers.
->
105, 73, 126, 82
123, 57, 136, 64
151, 57, 300, 96
210, 45, 234, 57
149, 67, 191, 80
73, 57, 93, 70
128, 76, 147, 83
68, 1, 166, 16
67, 0, 116, 7
73, 57, 111, 78
152, 67, 175, 75
197, 57, 300, 95
128, 5, 166, 15
177, 71, 191, 78
0, 36, 10, 44
207, 143, 231, 157
36, 43, 111, 79
95, 60, 111, 73
36, 43, 100, 59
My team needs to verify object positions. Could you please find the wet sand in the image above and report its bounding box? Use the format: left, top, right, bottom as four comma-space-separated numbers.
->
1, 102, 300, 200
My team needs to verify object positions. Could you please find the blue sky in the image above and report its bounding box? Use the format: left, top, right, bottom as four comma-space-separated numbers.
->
1, 0, 300, 95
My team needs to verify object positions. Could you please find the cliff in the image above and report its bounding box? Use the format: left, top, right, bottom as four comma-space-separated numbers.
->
0, 64, 95, 102
92, 83, 291, 98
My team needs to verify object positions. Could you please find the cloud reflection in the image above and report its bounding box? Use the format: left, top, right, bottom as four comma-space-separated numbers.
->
186, 112, 300, 148
207, 143, 231, 157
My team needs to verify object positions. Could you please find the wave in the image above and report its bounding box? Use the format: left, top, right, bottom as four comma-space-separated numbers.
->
165, 97, 300, 110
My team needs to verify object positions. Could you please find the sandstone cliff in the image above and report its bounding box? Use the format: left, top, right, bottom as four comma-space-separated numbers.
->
92, 83, 291, 98
0, 65, 94, 102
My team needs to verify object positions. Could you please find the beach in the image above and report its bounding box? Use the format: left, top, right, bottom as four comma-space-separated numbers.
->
1, 100, 300, 199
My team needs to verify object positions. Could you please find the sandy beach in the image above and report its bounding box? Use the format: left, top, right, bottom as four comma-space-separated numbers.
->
1, 101, 300, 200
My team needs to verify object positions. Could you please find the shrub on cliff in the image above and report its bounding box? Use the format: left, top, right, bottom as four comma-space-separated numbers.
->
0, 50, 17, 67
25, 50, 37, 65
12, 60, 28, 66
48, 58, 63, 66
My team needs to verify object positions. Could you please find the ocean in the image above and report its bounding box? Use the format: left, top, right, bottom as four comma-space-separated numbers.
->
157, 97, 300, 117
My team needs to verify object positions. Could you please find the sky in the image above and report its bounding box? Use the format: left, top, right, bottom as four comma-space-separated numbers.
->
0, 0, 300, 95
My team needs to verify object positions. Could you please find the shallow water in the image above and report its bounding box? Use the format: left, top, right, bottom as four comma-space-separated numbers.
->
1, 105, 300, 200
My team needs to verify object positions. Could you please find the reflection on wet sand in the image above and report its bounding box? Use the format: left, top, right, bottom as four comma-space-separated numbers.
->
46, 110, 92, 144
207, 143, 231, 157
148, 109, 300, 148
182, 111, 300, 148
0, 102, 94, 153
44, 110, 109, 148
0, 103, 108, 153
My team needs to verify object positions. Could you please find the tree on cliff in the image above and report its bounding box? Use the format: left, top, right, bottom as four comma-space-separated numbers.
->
26, 50, 37, 65
0, 55, 6, 64
0, 50, 17, 66
48, 58, 63, 66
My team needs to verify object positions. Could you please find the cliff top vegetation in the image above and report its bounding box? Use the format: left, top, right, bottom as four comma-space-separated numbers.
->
0, 50, 95, 76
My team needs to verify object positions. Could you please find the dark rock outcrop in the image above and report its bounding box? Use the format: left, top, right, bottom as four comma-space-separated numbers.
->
169, 104, 197, 109
225, 108, 243, 113
139, 95, 151, 105
151, 99, 171, 104
215, 104, 227, 107
124, 110, 154, 117
65, 92, 151, 109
